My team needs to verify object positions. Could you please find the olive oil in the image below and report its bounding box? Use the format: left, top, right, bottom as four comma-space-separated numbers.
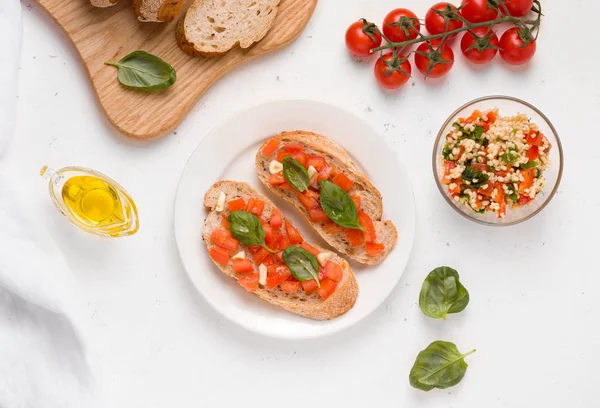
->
41, 166, 139, 237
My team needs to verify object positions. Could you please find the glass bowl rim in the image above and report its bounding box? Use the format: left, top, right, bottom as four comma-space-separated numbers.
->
431, 95, 564, 227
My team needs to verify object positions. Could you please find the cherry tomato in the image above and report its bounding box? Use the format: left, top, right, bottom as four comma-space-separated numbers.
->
499, 27, 536, 65
503, 0, 533, 17
345, 19, 382, 57
382, 8, 421, 42
374, 53, 412, 90
460, 26, 499, 64
460, 0, 498, 23
425, 3, 463, 37
414, 41, 455, 78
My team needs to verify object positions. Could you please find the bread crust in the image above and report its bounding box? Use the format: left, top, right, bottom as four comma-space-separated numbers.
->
133, 0, 186, 23
255, 131, 398, 265
90, 0, 119, 7
203, 181, 359, 320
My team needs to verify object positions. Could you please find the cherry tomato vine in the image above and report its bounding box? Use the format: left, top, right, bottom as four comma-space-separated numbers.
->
345, 0, 543, 89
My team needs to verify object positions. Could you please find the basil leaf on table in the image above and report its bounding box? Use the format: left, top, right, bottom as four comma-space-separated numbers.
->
419, 266, 469, 319
227, 210, 275, 252
283, 156, 310, 192
105, 51, 176, 90
318, 180, 364, 230
409, 341, 476, 392
282, 246, 320, 286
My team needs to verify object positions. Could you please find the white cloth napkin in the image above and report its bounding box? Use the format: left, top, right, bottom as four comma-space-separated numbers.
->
0, 2, 99, 407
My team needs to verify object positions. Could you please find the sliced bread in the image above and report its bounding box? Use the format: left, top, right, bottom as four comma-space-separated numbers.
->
203, 181, 359, 320
177, 0, 280, 57
133, 0, 187, 22
255, 131, 398, 265
90, 0, 119, 7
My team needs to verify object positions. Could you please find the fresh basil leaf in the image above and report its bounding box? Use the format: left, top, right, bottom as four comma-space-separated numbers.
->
409, 341, 476, 391
461, 166, 489, 189
227, 210, 274, 252
520, 160, 538, 169
282, 156, 310, 192
105, 51, 176, 90
419, 266, 470, 319
318, 180, 364, 230
282, 246, 320, 285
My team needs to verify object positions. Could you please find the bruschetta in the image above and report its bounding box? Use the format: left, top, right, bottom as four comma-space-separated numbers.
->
203, 181, 358, 320
255, 131, 398, 265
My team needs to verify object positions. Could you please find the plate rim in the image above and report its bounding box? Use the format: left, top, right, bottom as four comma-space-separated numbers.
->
173, 97, 417, 339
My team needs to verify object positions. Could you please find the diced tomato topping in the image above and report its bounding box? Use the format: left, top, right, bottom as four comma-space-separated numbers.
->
269, 208, 283, 228
283, 143, 304, 153
262, 138, 280, 156
227, 198, 246, 212
266, 265, 291, 289
442, 161, 457, 184
232, 259, 254, 274
209, 245, 230, 266
278, 182, 293, 190
318, 279, 338, 300
275, 251, 284, 264
332, 173, 354, 191
323, 222, 343, 235
309, 173, 320, 190
252, 248, 269, 265
318, 165, 334, 181
271, 229, 284, 251
449, 180, 462, 194
278, 233, 290, 251
291, 151, 309, 168
220, 217, 230, 229
318, 268, 325, 280
237, 273, 259, 292
471, 162, 489, 172
277, 150, 291, 162
210, 228, 238, 252
297, 191, 320, 210
344, 228, 364, 247
310, 208, 329, 222
518, 194, 533, 205
480, 122, 490, 132
263, 223, 273, 243
486, 111, 497, 123
247, 245, 261, 254
284, 220, 304, 244
465, 110, 482, 124
262, 254, 277, 266
358, 211, 376, 243
307, 155, 327, 171
245, 198, 265, 216
301, 280, 319, 294
323, 261, 343, 282
526, 146, 539, 161
519, 168, 535, 193
351, 195, 361, 211
268, 172, 286, 185
365, 242, 385, 256
526, 130, 544, 147
299, 242, 320, 257
280, 281, 301, 293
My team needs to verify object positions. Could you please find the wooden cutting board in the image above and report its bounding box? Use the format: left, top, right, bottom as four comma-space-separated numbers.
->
34, 0, 318, 140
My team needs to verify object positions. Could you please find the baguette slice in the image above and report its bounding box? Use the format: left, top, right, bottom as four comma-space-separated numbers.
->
90, 0, 119, 7
256, 131, 398, 265
133, 0, 187, 22
203, 181, 359, 320
176, 0, 280, 57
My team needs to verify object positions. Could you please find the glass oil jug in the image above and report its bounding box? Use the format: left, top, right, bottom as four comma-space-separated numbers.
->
41, 166, 139, 237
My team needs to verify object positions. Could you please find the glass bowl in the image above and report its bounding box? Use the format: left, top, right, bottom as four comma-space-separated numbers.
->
432, 96, 564, 226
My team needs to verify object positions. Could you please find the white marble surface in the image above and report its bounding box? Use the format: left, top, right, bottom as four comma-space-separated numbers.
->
9, 0, 600, 406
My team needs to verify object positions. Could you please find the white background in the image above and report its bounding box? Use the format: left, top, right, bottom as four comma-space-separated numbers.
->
9, 0, 599, 407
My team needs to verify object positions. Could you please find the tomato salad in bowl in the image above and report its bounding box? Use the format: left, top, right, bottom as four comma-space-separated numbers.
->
433, 96, 563, 226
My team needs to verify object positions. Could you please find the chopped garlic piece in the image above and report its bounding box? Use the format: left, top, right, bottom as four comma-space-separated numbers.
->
258, 264, 267, 286
269, 160, 283, 174
215, 192, 226, 212
232, 251, 245, 260
317, 252, 333, 267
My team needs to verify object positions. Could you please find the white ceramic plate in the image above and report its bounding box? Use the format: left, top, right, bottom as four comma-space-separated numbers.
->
174, 99, 416, 339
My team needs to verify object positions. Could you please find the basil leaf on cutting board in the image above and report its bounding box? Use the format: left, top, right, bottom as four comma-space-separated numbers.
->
282, 246, 320, 286
419, 266, 470, 319
409, 341, 476, 391
105, 51, 176, 90
227, 210, 275, 252
318, 180, 364, 230
283, 156, 310, 192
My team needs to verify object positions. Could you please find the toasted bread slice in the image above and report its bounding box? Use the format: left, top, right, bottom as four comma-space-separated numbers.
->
90, 0, 119, 7
203, 181, 359, 320
256, 131, 398, 265
176, 0, 280, 57
133, 0, 187, 22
